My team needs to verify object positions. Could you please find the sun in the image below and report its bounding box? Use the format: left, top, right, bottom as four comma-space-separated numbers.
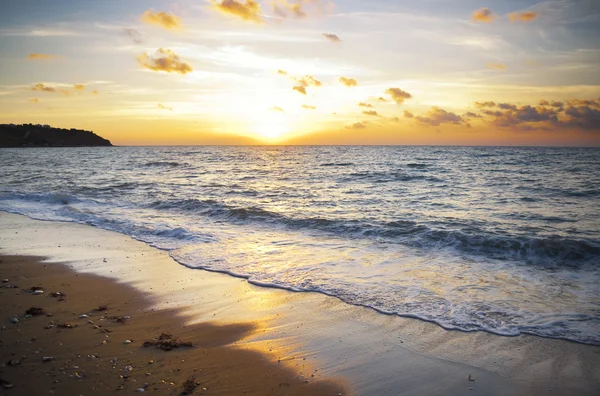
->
252, 113, 290, 141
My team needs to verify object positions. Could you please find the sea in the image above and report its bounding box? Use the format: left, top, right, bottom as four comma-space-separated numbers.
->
1, 146, 599, 345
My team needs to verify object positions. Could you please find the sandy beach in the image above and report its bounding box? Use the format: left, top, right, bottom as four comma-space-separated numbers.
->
0, 254, 346, 395
1, 212, 599, 395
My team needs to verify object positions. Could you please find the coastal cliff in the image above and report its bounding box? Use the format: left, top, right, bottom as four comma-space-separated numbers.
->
0, 124, 112, 147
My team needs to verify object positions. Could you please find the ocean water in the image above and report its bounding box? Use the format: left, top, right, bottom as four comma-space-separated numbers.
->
1, 146, 599, 345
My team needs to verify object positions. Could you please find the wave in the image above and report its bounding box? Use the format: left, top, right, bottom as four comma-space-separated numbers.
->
148, 198, 600, 267
144, 161, 186, 168
320, 162, 354, 167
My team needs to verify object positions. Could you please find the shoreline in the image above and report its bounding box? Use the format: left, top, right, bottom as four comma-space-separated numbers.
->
2, 212, 599, 395
0, 254, 347, 395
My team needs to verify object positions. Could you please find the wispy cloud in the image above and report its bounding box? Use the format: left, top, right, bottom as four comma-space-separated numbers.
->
345, 121, 367, 130
472, 8, 495, 23
158, 103, 173, 110
302, 105, 316, 110
509, 11, 538, 22
486, 62, 507, 70
122, 28, 144, 44
138, 49, 193, 74
26, 53, 59, 61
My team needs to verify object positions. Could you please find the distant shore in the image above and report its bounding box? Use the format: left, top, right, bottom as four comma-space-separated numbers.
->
0, 124, 112, 147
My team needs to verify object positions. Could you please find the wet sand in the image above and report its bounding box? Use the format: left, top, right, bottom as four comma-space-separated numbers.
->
0, 254, 346, 395
1, 212, 599, 395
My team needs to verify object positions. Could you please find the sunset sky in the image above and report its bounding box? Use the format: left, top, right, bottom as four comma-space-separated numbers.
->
0, 0, 599, 145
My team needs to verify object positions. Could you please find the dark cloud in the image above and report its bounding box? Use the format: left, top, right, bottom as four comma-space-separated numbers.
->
138, 48, 193, 74
497, 103, 517, 110
358, 102, 373, 108
563, 106, 600, 130
322, 33, 341, 43
385, 88, 412, 104
416, 107, 464, 126
464, 111, 482, 118
475, 101, 496, 108
475, 99, 600, 131
404, 110, 414, 118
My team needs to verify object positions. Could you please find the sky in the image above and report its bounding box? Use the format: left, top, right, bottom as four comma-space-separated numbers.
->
0, 0, 599, 146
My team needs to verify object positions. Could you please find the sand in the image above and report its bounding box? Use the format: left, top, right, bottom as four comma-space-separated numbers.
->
1, 212, 599, 395
0, 254, 346, 395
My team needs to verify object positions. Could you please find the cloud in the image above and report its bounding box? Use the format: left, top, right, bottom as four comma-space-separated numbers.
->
509, 11, 538, 22
472, 8, 495, 22
277, 69, 288, 75
474, 100, 600, 130
73, 84, 86, 91
158, 103, 172, 111
464, 111, 482, 118
345, 121, 367, 130
271, 106, 284, 112
358, 102, 372, 108
30, 83, 71, 95
141, 10, 181, 29
322, 33, 341, 43
213, 0, 263, 23
302, 105, 316, 110
291, 74, 322, 94
385, 88, 412, 104
123, 28, 144, 44
27, 98, 39, 103
475, 101, 496, 108
92, 90, 99, 95
293, 85, 307, 95
339, 77, 358, 87
296, 75, 322, 87
27, 53, 58, 60
363, 110, 379, 117
377, 97, 387, 103
486, 63, 507, 70
404, 110, 414, 118
564, 105, 600, 130
567, 99, 599, 108
272, 0, 306, 18
138, 48, 193, 74
416, 107, 464, 126
31, 83, 56, 93
497, 103, 516, 110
